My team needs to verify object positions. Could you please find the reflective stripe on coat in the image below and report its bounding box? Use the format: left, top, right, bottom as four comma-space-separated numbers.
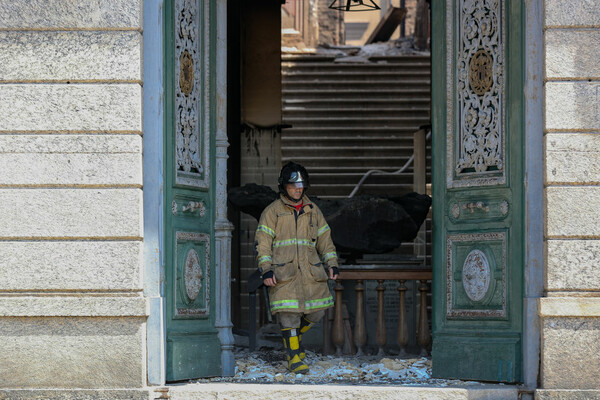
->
255, 194, 338, 314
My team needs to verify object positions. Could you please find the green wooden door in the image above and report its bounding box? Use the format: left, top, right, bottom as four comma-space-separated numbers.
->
164, 0, 221, 380
431, 0, 524, 382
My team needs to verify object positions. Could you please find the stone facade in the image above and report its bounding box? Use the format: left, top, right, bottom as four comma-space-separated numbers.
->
0, 0, 147, 397
539, 0, 600, 395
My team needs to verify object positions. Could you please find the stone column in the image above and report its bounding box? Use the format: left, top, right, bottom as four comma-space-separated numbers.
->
214, 0, 235, 377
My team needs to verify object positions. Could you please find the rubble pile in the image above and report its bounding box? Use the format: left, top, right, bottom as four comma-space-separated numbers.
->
192, 349, 484, 387
284, 37, 430, 57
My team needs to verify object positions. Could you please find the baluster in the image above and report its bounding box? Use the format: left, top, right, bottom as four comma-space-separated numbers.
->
376, 279, 386, 357
417, 279, 431, 356
333, 279, 345, 356
342, 304, 355, 354
323, 307, 332, 355
397, 280, 408, 357
354, 279, 366, 355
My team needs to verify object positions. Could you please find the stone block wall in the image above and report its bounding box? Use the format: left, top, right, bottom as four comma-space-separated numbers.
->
541, 0, 600, 390
0, 0, 147, 395
317, 0, 344, 46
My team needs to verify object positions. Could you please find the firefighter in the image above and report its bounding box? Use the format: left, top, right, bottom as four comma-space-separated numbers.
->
255, 161, 339, 373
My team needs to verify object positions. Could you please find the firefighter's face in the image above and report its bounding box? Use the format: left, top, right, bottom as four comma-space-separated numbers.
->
285, 182, 304, 201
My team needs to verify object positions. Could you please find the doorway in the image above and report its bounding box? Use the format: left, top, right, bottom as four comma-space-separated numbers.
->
145, 1, 544, 388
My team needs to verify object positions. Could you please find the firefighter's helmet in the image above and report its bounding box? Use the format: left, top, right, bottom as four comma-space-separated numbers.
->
278, 161, 310, 194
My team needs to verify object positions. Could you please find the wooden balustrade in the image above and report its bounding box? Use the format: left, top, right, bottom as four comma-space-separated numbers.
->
325, 264, 432, 357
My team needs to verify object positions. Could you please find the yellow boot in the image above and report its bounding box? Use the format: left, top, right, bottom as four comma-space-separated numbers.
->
298, 316, 316, 360
281, 328, 309, 374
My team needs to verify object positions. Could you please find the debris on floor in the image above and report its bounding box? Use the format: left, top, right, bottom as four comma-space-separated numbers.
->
191, 348, 485, 387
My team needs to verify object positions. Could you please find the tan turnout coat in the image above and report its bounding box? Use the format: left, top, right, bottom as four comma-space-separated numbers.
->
255, 194, 338, 314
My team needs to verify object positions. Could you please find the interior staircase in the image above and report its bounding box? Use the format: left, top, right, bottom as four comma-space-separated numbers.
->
281, 53, 431, 200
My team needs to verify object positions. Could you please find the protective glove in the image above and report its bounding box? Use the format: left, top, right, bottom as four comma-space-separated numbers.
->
262, 270, 277, 286
328, 266, 339, 280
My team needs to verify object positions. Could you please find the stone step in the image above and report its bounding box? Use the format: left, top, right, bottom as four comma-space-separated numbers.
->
282, 59, 431, 68
283, 145, 416, 156
284, 98, 431, 106
166, 383, 518, 400
284, 88, 430, 95
308, 173, 427, 186
282, 79, 431, 89
283, 103, 431, 113
282, 54, 432, 62
299, 165, 431, 172
283, 118, 428, 129
281, 138, 429, 148
283, 107, 429, 119
281, 65, 431, 75
281, 134, 427, 141
282, 70, 430, 81
283, 89, 430, 100
291, 185, 416, 197
281, 127, 424, 136
281, 155, 416, 167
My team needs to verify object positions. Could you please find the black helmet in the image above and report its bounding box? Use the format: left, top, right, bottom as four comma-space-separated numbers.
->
278, 161, 310, 194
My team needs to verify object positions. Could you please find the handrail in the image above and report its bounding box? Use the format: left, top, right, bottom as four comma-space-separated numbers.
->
348, 128, 431, 198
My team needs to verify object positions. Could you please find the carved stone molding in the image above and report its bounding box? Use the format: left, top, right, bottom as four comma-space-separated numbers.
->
175, 231, 210, 317
447, 0, 506, 188
446, 232, 506, 318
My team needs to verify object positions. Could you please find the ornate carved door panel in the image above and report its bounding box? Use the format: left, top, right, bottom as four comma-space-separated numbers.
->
164, 0, 221, 380
431, 0, 524, 382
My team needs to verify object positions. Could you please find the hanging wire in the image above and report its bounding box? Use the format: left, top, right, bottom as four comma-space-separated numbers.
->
348, 130, 431, 198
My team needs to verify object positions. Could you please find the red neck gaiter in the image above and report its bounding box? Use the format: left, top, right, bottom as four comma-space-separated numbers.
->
293, 201, 304, 213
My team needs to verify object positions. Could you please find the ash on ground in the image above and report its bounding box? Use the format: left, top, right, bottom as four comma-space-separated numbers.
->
191, 347, 484, 386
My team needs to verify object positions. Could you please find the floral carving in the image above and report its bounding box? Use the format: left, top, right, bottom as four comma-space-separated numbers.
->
175, 0, 206, 186
455, 0, 505, 180
179, 50, 194, 96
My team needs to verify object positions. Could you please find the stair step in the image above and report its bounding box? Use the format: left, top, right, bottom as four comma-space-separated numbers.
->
283, 149, 415, 158
284, 88, 430, 94
283, 118, 429, 128
281, 61, 431, 69
282, 69, 430, 75
283, 96, 430, 105
282, 106, 430, 113
289, 165, 431, 173
309, 185, 416, 197
282, 79, 431, 86
284, 116, 427, 122
281, 156, 415, 165
282, 127, 426, 135
284, 90, 430, 100
166, 382, 518, 399
282, 105, 430, 115
282, 102, 431, 111
282, 54, 431, 61
281, 136, 427, 145
282, 71, 431, 81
